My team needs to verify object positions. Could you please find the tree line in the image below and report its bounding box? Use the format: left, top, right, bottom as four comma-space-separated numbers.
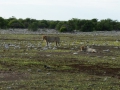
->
0, 16, 120, 32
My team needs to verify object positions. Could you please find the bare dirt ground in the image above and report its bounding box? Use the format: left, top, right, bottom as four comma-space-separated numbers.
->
0, 71, 29, 81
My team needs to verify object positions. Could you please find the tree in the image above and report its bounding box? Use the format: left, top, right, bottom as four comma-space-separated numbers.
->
38, 21, 46, 28
48, 21, 58, 29
67, 19, 76, 31
40, 20, 49, 28
60, 26, 67, 32
81, 20, 94, 32
0, 17, 7, 29
91, 18, 98, 31
22, 18, 32, 28
18, 18, 25, 28
114, 22, 120, 30
55, 21, 63, 30
8, 19, 24, 29
97, 19, 113, 31
1, 16, 120, 32
28, 22, 38, 31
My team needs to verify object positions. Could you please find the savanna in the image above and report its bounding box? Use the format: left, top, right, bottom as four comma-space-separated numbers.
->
0, 30, 120, 90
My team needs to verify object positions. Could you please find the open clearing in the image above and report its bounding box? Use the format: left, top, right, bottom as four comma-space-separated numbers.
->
0, 30, 120, 90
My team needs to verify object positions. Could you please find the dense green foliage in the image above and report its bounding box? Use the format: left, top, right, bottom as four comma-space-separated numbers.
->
0, 16, 120, 32
28, 22, 38, 31
60, 26, 68, 32
8, 19, 24, 29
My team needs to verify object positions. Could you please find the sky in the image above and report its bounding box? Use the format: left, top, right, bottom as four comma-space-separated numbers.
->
0, 0, 120, 21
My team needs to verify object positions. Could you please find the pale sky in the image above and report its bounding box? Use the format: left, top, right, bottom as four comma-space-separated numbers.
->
0, 0, 120, 21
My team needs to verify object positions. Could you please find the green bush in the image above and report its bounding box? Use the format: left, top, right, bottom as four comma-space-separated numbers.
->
28, 22, 38, 31
8, 19, 24, 29
60, 27, 67, 32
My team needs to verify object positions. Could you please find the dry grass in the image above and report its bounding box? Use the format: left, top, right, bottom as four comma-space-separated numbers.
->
0, 33, 120, 90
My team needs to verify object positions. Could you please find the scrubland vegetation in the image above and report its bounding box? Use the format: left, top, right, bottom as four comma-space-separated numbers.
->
0, 16, 120, 32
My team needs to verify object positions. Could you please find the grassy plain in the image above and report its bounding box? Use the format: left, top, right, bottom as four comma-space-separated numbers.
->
0, 33, 120, 90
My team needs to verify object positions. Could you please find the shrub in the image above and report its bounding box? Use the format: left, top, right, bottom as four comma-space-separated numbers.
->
60, 27, 67, 32
28, 22, 38, 31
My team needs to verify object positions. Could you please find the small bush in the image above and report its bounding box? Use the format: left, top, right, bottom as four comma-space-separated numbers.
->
60, 27, 67, 32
